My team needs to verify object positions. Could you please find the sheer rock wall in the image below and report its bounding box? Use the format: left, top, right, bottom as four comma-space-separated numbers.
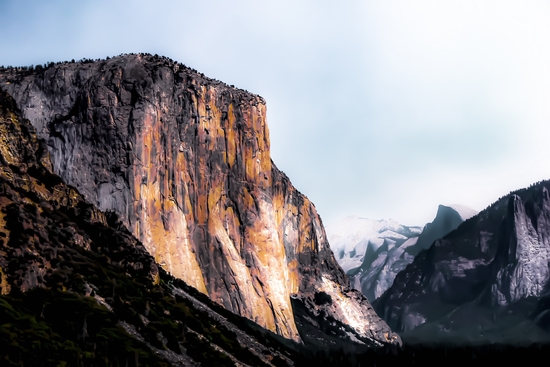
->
0, 55, 399, 345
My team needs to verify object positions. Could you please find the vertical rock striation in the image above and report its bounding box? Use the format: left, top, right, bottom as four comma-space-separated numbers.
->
493, 192, 550, 304
0, 54, 399, 346
0, 90, 301, 365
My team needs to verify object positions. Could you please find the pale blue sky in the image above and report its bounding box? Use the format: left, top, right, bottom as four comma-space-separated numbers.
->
1, 0, 550, 226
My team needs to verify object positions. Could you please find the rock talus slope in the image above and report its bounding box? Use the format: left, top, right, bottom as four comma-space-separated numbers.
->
0, 55, 399, 346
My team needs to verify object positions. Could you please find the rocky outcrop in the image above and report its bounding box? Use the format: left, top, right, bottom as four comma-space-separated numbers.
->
0, 55, 399, 346
374, 182, 550, 344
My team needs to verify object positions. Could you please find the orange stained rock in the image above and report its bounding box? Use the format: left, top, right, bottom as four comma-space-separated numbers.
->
122, 85, 303, 341
133, 106, 207, 294
225, 104, 237, 167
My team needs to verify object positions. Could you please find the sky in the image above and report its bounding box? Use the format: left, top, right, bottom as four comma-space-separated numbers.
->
1, 0, 550, 227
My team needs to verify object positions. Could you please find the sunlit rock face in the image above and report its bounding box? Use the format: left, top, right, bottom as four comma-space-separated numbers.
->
0, 92, 308, 365
0, 54, 399, 346
374, 182, 550, 344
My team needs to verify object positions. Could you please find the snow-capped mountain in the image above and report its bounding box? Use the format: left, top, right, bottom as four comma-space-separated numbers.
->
328, 205, 477, 302
327, 216, 422, 301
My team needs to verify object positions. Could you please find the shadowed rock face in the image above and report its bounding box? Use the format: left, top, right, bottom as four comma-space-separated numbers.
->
407, 204, 477, 258
374, 182, 550, 344
0, 55, 399, 346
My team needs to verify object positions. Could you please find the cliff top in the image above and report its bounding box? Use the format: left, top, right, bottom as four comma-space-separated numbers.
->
0, 53, 266, 104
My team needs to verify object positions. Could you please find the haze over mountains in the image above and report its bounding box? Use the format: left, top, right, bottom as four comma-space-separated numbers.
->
328, 205, 477, 302
328, 217, 422, 301
330, 186, 550, 347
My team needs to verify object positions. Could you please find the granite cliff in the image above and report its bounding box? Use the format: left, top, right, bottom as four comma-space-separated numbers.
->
0, 90, 303, 366
0, 54, 399, 347
374, 182, 550, 344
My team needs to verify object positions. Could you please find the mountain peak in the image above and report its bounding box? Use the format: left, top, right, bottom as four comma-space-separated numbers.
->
438, 204, 478, 221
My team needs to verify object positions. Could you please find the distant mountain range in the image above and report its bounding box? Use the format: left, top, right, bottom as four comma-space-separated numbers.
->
328, 217, 422, 301
328, 205, 477, 302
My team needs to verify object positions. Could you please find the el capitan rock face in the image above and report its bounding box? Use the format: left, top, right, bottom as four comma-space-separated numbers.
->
374, 182, 550, 344
0, 90, 306, 365
0, 55, 399, 346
